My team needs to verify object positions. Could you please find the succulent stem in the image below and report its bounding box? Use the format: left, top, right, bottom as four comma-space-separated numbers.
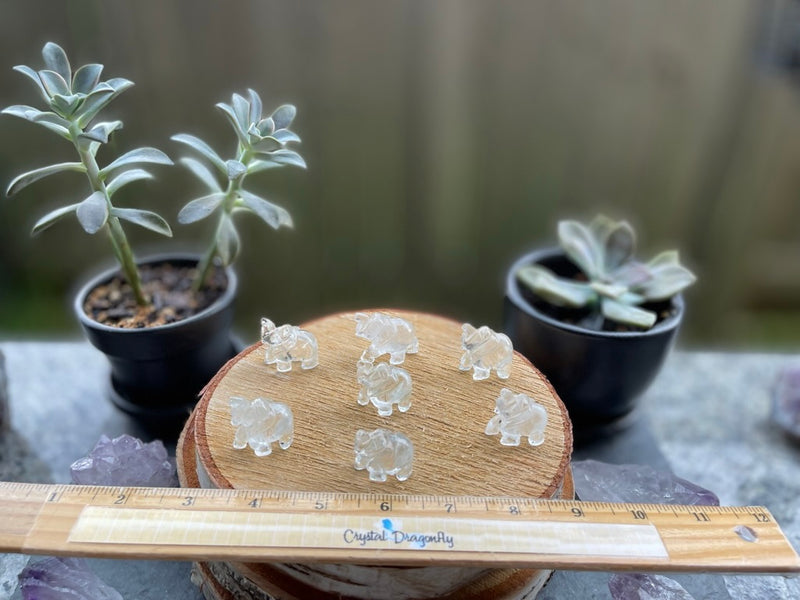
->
72, 125, 146, 305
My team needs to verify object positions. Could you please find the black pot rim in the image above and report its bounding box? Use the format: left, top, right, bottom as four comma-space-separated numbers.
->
74, 252, 238, 334
505, 247, 684, 340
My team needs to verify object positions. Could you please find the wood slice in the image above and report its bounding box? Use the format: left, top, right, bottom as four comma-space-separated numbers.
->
195, 310, 572, 497
178, 410, 574, 600
180, 309, 574, 600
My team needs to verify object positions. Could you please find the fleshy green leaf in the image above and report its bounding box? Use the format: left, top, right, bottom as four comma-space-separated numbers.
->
247, 159, 281, 174
226, 160, 247, 180
231, 93, 250, 130
261, 149, 306, 168
75, 79, 133, 128
238, 189, 293, 229
179, 157, 222, 192
2, 104, 39, 120
111, 207, 172, 236
558, 220, 603, 280
106, 168, 153, 196
247, 89, 263, 125
601, 297, 656, 329
603, 220, 636, 272
71, 63, 103, 94
100, 147, 172, 177
252, 137, 283, 154
12, 65, 50, 103
216, 215, 240, 265
31, 110, 71, 128
76, 191, 108, 234
177, 193, 226, 224
637, 252, 696, 301
215, 103, 248, 145
42, 42, 71, 84
6, 162, 85, 196
271, 104, 296, 130
38, 70, 70, 97
516, 264, 595, 308
31, 203, 80, 235
171, 134, 226, 174
50, 93, 82, 117
79, 120, 123, 144
272, 129, 301, 144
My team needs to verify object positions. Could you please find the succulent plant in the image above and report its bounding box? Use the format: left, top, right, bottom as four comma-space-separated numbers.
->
172, 89, 305, 291
516, 215, 696, 329
2, 42, 173, 305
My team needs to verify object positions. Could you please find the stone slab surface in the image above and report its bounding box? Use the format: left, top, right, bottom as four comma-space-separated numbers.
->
0, 341, 798, 599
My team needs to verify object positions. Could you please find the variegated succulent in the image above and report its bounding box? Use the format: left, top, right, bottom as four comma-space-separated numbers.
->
172, 89, 305, 291
2, 42, 173, 305
516, 216, 696, 329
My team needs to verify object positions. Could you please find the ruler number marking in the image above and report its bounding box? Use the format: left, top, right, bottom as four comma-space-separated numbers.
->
631, 509, 647, 520
692, 511, 710, 522
113, 493, 127, 505
752, 512, 770, 523
571, 506, 584, 518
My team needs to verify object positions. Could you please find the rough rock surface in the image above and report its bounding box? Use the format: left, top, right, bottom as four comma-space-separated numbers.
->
70, 434, 178, 487
572, 459, 719, 505
18, 557, 122, 600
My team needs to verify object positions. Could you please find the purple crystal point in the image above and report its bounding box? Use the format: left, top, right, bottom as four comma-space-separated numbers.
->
572, 460, 719, 506
19, 557, 122, 600
609, 573, 694, 600
772, 365, 800, 440
70, 434, 178, 487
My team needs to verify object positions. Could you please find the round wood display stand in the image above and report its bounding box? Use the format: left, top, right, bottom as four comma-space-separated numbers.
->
178, 309, 574, 600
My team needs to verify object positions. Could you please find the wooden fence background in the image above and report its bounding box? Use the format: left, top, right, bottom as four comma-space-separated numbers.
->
1, 0, 799, 348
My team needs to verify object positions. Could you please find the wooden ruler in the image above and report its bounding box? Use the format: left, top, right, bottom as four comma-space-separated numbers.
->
0, 482, 797, 573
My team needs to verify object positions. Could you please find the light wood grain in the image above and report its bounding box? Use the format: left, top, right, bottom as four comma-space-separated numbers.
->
195, 310, 571, 498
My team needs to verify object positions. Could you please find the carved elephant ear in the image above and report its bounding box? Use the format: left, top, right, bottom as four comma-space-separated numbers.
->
354, 429, 370, 448
260, 317, 276, 341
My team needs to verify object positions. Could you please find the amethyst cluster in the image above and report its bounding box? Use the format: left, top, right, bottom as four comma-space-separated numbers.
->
70, 434, 178, 487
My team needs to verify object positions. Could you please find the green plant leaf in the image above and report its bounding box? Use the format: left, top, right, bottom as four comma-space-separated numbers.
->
50, 93, 83, 117
216, 215, 240, 266
231, 93, 250, 130
261, 149, 306, 168
516, 264, 595, 307
601, 297, 656, 329
2, 104, 39, 120
602, 220, 636, 272
31, 203, 80, 235
272, 129, 301, 144
247, 89, 262, 125
638, 252, 696, 301
171, 134, 226, 174
79, 120, 123, 144
177, 193, 226, 224
100, 147, 172, 177
179, 157, 222, 192
38, 70, 70, 97
252, 137, 283, 154
42, 42, 71, 84
75, 79, 133, 128
12, 66, 50, 103
71, 63, 103, 94
111, 207, 172, 236
238, 189, 293, 229
226, 160, 247, 180
271, 104, 296, 130
106, 168, 153, 196
246, 159, 281, 174
558, 220, 603, 280
76, 191, 108, 234
2, 106, 71, 139
215, 103, 248, 145
6, 162, 85, 196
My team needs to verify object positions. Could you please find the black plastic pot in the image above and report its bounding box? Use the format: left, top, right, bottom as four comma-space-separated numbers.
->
503, 248, 683, 439
74, 254, 238, 434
